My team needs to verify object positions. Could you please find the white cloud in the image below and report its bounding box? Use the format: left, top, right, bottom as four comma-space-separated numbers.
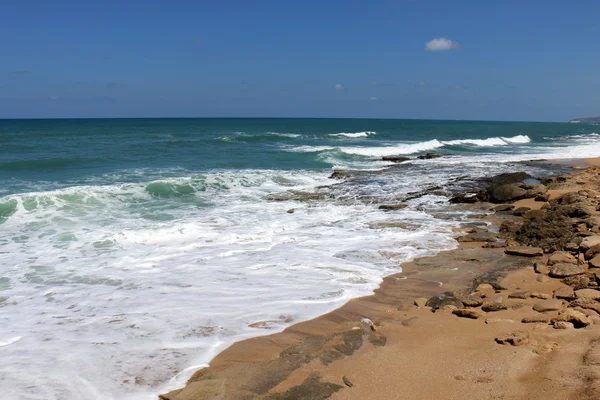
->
334, 83, 344, 90
419, 81, 426, 86
425, 38, 459, 51
369, 96, 378, 101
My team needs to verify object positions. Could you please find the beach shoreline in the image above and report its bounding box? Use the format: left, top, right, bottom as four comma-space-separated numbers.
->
159, 158, 600, 400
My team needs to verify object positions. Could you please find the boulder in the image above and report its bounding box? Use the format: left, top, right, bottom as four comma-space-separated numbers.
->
562, 274, 591, 289
508, 291, 530, 299
554, 321, 575, 329
499, 220, 524, 235
533, 299, 565, 313
495, 331, 529, 346
457, 232, 498, 243
534, 262, 550, 275
414, 298, 428, 308
488, 183, 528, 203
575, 289, 600, 300
482, 302, 508, 312
382, 156, 410, 163
417, 153, 444, 160
378, 204, 408, 211
452, 309, 483, 319
524, 210, 546, 219
515, 212, 577, 253
553, 286, 575, 300
505, 246, 543, 257
570, 299, 600, 314
530, 291, 551, 299
449, 193, 479, 204
549, 263, 587, 278
425, 293, 464, 310
581, 236, 600, 250
494, 204, 515, 212
513, 207, 531, 216
552, 309, 593, 328
522, 315, 550, 324
590, 255, 600, 268
585, 244, 600, 259
548, 251, 577, 266
460, 295, 484, 307
535, 193, 550, 202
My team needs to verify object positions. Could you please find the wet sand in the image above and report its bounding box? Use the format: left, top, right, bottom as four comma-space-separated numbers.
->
160, 159, 600, 400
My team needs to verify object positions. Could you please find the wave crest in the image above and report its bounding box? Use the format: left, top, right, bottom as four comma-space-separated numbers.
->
330, 131, 376, 138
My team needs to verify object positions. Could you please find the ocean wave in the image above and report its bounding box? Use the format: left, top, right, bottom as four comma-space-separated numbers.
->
286, 134, 531, 158
443, 134, 531, 147
329, 131, 376, 138
543, 133, 600, 142
267, 132, 302, 138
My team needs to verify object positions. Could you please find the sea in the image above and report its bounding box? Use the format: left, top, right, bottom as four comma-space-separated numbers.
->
1, 118, 599, 399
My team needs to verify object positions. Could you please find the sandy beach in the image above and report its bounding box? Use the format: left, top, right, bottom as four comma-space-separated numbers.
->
160, 159, 600, 400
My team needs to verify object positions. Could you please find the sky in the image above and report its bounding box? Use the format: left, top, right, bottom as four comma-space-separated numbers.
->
1, 0, 599, 121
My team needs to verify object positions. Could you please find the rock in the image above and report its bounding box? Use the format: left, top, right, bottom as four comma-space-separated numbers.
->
522, 315, 550, 324
581, 236, 600, 250
537, 275, 550, 283
562, 274, 591, 289
508, 291, 530, 299
440, 305, 458, 312
159, 389, 183, 400
417, 153, 444, 160
499, 220, 524, 236
534, 262, 550, 275
287, 209, 295, 214
549, 263, 587, 278
449, 193, 480, 204
474, 284, 495, 298
342, 376, 353, 387
570, 299, 600, 314
554, 321, 575, 329
553, 286, 575, 300
494, 204, 515, 212
585, 244, 600, 259
590, 255, 600, 268
382, 156, 410, 163
453, 309, 483, 319
515, 212, 577, 253
460, 295, 484, 307
378, 204, 408, 211
552, 309, 593, 328
513, 207, 531, 216
548, 251, 577, 265
495, 331, 529, 346
535, 193, 550, 202
530, 291, 551, 299
401, 317, 419, 327
524, 210, 546, 219
505, 246, 544, 257
533, 299, 565, 313
482, 302, 508, 312
457, 232, 498, 243
488, 183, 528, 203
414, 298, 428, 308
485, 318, 515, 324
575, 289, 600, 300
426, 293, 464, 310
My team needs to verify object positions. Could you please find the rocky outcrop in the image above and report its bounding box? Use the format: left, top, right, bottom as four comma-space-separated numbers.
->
425, 293, 464, 310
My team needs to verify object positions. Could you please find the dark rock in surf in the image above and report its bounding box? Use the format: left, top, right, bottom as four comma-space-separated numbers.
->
417, 153, 445, 160
382, 156, 410, 163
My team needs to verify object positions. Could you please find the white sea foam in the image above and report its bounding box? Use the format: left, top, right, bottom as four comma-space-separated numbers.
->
442, 135, 530, 147
267, 132, 301, 138
0, 169, 460, 400
329, 131, 376, 138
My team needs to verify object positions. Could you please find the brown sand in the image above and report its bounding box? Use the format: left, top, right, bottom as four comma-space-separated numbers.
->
160, 159, 600, 400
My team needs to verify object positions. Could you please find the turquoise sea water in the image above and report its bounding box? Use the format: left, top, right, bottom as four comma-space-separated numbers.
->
1, 118, 599, 399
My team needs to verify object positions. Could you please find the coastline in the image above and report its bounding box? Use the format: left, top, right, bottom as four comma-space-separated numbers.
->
160, 158, 600, 400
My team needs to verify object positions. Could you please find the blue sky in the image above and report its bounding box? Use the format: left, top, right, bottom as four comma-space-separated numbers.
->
1, 0, 599, 121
